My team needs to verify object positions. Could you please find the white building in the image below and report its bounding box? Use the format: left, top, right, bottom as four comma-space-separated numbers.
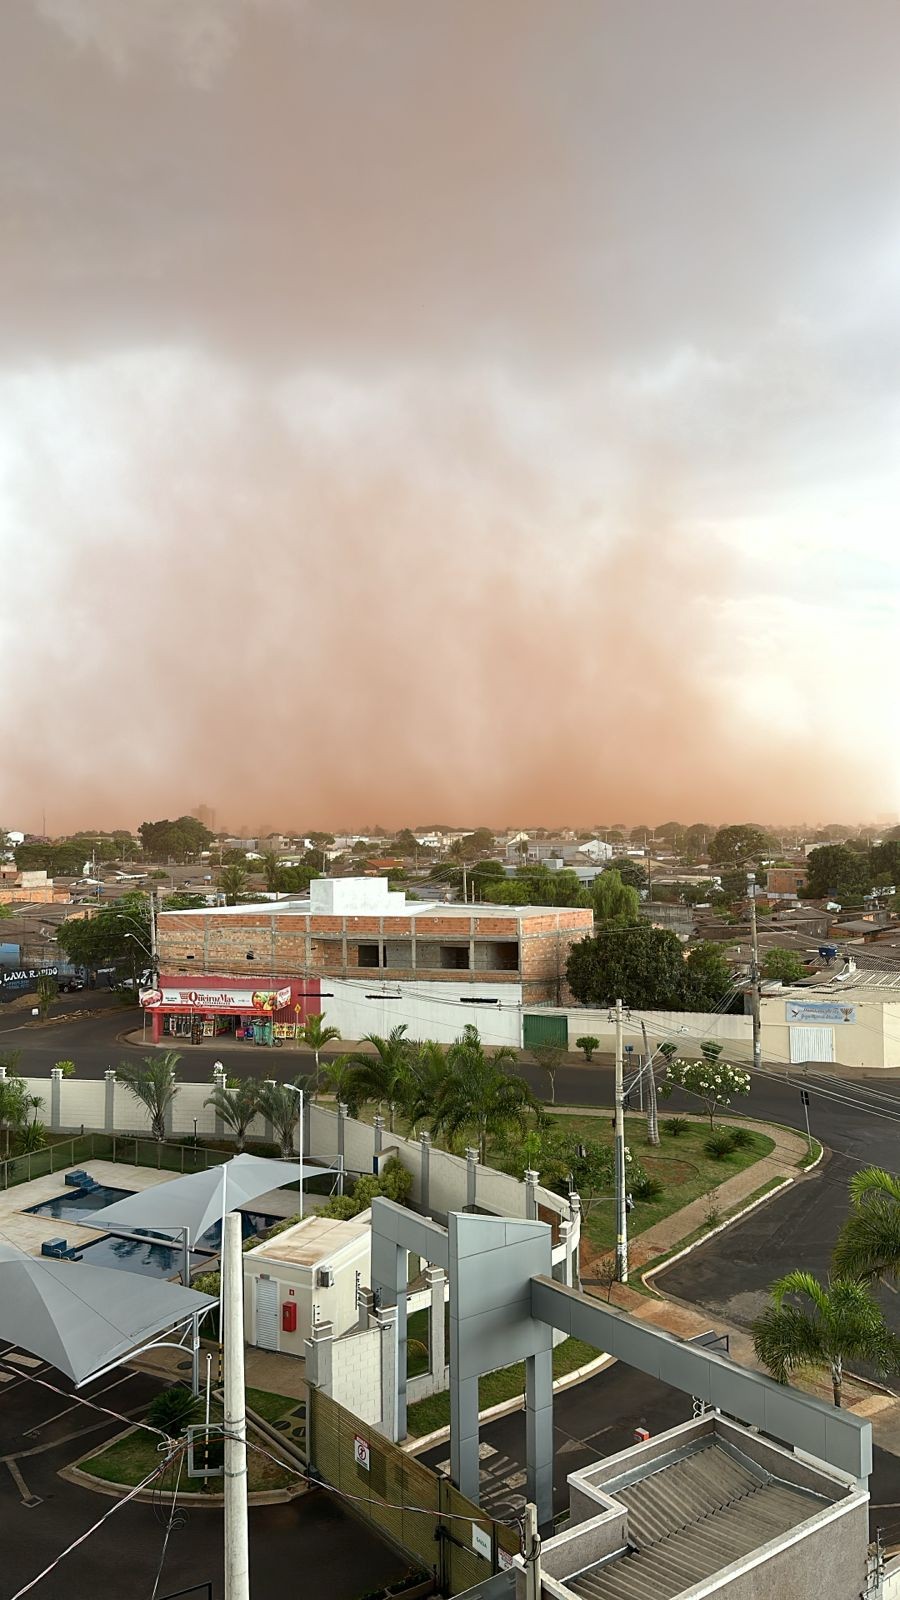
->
243, 1213, 370, 1356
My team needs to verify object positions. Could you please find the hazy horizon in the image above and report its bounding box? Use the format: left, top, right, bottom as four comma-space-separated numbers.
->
1, 2, 898, 830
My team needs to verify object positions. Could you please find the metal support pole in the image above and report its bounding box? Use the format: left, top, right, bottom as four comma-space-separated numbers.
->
523, 1501, 542, 1600
615, 998, 628, 1283
223, 1211, 250, 1600
748, 872, 762, 1074
182, 1225, 191, 1288
191, 1311, 200, 1398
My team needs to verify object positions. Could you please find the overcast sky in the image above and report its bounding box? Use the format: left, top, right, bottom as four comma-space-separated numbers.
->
1, 0, 898, 833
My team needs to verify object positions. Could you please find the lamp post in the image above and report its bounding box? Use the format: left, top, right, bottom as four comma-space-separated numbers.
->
283, 1083, 305, 1219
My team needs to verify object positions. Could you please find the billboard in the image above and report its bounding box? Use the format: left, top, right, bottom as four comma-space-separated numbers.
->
786, 1000, 856, 1025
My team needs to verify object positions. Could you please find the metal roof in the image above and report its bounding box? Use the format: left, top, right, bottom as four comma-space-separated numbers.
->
568, 1440, 833, 1600
85, 1153, 329, 1244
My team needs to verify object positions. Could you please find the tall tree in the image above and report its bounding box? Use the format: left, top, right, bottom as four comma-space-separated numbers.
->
118, 1053, 181, 1141
302, 1012, 342, 1098
762, 949, 808, 985
682, 941, 733, 1009
347, 1025, 415, 1131
204, 1077, 261, 1151
403, 1039, 450, 1133
833, 1168, 900, 1287
430, 1026, 538, 1163
752, 1271, 900, 1407
258, 1078, 305, 1158
708, 825, 776, 865
566, 925, 688, 1010
804, 845, 872, 901
218, 864, 248, 905
589, 869, 640, 926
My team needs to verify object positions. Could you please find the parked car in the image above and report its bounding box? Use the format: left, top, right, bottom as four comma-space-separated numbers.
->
58, 976, 85, 993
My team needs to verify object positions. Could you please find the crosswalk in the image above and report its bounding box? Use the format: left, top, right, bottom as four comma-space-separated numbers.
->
432, 1441, 528, 1521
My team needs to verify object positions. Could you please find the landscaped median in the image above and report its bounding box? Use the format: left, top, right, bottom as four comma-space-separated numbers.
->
69, 1384, 306, 1501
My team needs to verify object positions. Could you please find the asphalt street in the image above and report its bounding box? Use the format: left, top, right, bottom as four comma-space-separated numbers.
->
0, 1348, 406, 1600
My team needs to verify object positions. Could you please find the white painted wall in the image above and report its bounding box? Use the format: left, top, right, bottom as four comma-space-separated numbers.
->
310, 877, 407, 916
331, 1326, 383, 1424
326, 976, 522, 1047
537, 1007, 753, 1061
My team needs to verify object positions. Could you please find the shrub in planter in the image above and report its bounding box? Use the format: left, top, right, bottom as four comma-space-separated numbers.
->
728, 1125, 754, 1150
147, 1385, 202, 1436
663, 1116, 689, 1137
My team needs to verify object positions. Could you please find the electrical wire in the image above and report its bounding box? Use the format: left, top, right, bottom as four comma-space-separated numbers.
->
150, 1440, 188, 1600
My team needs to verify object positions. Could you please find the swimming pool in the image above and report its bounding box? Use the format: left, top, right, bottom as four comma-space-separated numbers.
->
26, 1185, 282, 1277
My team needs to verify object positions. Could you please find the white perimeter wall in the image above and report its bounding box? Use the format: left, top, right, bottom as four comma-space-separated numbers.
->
325, 977, 522, 1047
538, 1007, 753, 1061
331, 1326, 383, 1424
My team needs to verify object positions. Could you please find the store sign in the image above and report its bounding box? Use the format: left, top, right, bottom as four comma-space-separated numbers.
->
786, 1001, 857, 1025
1, 966, 58, 988
141, 985, 293, 1012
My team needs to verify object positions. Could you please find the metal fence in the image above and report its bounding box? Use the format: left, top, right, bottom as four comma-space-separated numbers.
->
0, 1132, 230, 1190
308, 1390, 519, 1596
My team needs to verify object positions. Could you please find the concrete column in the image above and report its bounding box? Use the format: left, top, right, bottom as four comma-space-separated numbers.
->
556, 1221, 575, 1287
419, 1130, 431, 1212
262, 1078, 276, 1145
425, 1264, 445, 1380
373, 1114, 384, 1162
376, 1303, 399, 1440
304, 1319, 334, 1396
165, 1071, 176, 1139
212, 1063, 227, 1139
526, 1348, 554, 1534
568, 1191, 582, 1291
524, 1168, 539, 1221
104, 1069, 117, 1134
465, 1147, 478, 1210
50, 1067, 62, 1133
357, 1285, 376, 1332
0, 1065, 6, 1082
337, 1101, 347, 1195
450, 1365, 481, 1504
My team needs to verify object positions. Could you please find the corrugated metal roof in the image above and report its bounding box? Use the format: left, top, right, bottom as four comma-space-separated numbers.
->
568, 1440, 832, 1600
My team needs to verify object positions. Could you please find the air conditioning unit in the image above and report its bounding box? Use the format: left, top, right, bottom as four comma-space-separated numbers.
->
316, 1267, 335, 1289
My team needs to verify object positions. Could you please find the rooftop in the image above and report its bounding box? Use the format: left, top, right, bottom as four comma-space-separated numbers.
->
246, 1213, 369, 1267
158, 897, 590, 923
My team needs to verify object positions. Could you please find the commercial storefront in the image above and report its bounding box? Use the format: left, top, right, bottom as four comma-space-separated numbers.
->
140, 975, 322, 1045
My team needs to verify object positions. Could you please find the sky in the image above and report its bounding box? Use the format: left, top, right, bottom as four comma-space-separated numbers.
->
1, 0, 898, 835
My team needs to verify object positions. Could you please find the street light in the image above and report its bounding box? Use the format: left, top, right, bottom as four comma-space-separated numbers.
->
282, 1083, 305, 1219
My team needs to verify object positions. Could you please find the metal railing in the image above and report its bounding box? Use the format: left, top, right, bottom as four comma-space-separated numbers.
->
0, 1133, 231, 1190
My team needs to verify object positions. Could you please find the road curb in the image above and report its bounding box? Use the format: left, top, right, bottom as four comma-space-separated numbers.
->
641, 1176, 795, 1290
403, 1353, 616, 1455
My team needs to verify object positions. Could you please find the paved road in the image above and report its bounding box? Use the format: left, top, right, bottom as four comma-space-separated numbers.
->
0, 1346, 405, 1600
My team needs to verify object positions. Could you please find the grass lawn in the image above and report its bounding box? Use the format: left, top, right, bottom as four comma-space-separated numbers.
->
547, 1114, 774, 1256
79, 1397, 297, 1494
406, 1337, 601, 1438
245, 1386, 301, 1423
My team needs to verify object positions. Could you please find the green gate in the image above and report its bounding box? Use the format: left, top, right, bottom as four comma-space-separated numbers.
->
523, 1013, 568, 1050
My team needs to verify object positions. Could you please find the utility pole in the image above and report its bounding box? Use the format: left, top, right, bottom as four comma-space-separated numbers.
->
461, 862, 468, 904
747, 872, 762, 1074
149, 889, 158, 983
614, 997, 628, 1282
223, 1211, 250, 1600
640, 1019, 660, 1147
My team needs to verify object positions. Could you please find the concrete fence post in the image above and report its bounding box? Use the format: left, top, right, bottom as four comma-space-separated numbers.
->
357, 1285, 376, 1332
425, 1264, 445, 1380
104, 1069, 117, 1134
337, 1102, 347, 1195
304, 1319, 334, 1397
376, 1303, 399, 1441
524, 1168, 540, 1221
373, 1114, 384, 1163
0, 1065, 6, 1082
556, 1220, 575, 1287
212, 1063, 227, 1138
419, 1131, 431, 1212
568, 1192, 582, 1291
50, 1067, 62, 1133
262, 1078, 276, 1145
465, 1148, 478, 1211
165, 1071, 177, 1139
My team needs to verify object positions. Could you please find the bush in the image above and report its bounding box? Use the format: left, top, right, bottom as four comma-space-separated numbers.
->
147, 1385, 202, 1437
575, 1035, 600, 1062
728, 1125, 755, 1150
318, 1194, 360, 1220
631, 1170, 664, 1202
55, 1060, 76, 1078
704, 1128, 739, 1159
663, 1116, 690, 1137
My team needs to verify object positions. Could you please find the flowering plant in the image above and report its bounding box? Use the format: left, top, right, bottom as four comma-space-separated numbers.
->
663, 1058, 751, 1127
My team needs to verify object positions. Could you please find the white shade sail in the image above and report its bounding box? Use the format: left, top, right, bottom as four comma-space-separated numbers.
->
0, 1241, 215, 1385
86, 1152, 329, 1243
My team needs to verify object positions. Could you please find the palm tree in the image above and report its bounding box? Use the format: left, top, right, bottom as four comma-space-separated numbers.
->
752, 1270, 900, 1407
118, 1053, 181, 1141
431, 1026, 541, 1164
347, 1026, 414, 1132
404, 1039, 450, 1134
319, 1053, 360, 1113
261, 851, 281, 892
218, 864, 247, 905
302, 1013, 342, 1099
258, 1079, 304, 1159
833, 1167, 900, 1286
0, 1075, 28, 1157
204, 1077, 261, 1151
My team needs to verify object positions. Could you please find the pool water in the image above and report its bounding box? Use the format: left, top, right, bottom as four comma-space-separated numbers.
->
25, 1185, 281, 1278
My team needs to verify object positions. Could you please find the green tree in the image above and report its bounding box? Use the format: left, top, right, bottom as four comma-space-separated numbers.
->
566, 925, 688, 1010
218, 864, 248, 905
204, 1078, 261, 1151
612, 859, 647, 892
430, 1025, 537, 1163
258, 1078, 305, 1158
393, 829, 421, 858
531, 1043, 565, 1105
261, 851, 281, 891
869, 840, 900, 887
118, 1053, 181, 1141
346, 1026, 414, 1132
35, 973, 58, 1020
0, 1071, 28, 1157
138, 816, 214, 862
708, 826, 776, 866
57, 892, 152, 981
589, 870, 640, 926
319, 1053, 361, 1115
302, 1012, 342, 1098
0, 902, 11, 921
762, 949, 808, 985
682, 941, 733, 1009
162, 892, 207, 910
575, 1035, 600, 1062
752, 1271, 900, 1407
803, 845, 872, 902
403, 1039, 450, 1134
662, 1053, 750, 1126
833, 1168, 900, 1287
